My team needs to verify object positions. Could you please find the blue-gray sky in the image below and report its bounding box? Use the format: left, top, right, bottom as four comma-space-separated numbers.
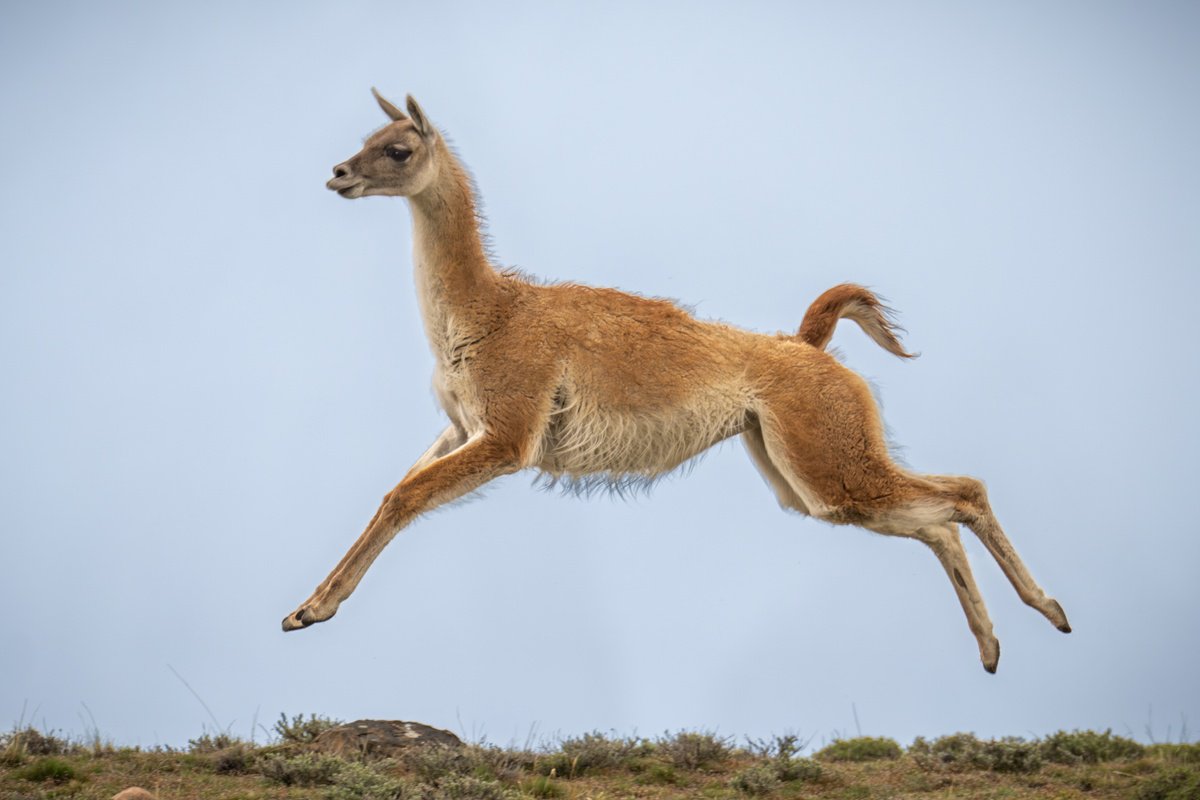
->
2, 1, 1198, 749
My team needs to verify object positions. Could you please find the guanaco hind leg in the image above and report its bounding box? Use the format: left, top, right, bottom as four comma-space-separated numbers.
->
932, 474, 1072, 633
747, 388, 1069, 672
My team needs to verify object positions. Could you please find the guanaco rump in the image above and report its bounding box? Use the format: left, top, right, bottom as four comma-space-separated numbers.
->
285, 89, 1071, 673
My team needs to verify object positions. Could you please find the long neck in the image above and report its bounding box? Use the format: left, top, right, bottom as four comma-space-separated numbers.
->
407, 144, 497, 341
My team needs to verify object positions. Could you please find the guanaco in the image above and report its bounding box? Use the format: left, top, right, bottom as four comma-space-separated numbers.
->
284, 89, 1072, 673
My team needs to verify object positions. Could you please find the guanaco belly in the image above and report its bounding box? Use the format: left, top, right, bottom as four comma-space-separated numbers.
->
535, 380, 751, 479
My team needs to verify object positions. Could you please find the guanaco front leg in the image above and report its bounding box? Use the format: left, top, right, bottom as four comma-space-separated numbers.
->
282, 434, 519, 631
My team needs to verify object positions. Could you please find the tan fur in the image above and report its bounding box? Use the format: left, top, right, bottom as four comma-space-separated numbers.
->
798, 283, 915, 358
287, 90, 1072, 672
112, 789, 158, 800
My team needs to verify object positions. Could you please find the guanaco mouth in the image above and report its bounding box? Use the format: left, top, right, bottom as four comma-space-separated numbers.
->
327, 178, 365, 198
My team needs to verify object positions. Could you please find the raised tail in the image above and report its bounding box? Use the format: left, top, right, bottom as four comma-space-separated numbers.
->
797, 283, 916, 359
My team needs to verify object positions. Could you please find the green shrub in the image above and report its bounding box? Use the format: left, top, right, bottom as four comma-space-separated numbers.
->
909, 733, 1041, 773
816, 736, 902, 762
745, 733, 804, 760
1135, 767, 1200, 800
275, 712, 343, 745
3, 727, 74, 761
980, 737, 1043, 773
657, 730, 733, 770
532, 751, 571, 779
634, 762, 679, 785
259, 752, 344, 786
1147, 743, 1200, 765
325, 759, 419, 800
393, 749, 518, 798
463, 745, 526, 783
535, 732, 647, 777
778, 756, 823, 782
730, 763, 782, 795
910, 733, 982, 770
743, 734, 822, 784
15, 757, 79, 783
211, 743, 253, 774
400, 744, 470, 782
521, 775, 565, 798
560, 731, 647, 774
396, 742, 523, 786
0, 738, 24, 768
430, 774, 516, 799
1040, 729, 1145, 764
187, 731, 241, 753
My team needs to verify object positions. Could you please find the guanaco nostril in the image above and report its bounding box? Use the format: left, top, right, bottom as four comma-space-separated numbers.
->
333, 164, 351, 178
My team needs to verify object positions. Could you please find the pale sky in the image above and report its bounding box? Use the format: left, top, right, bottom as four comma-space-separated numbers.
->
2, 1, 1198, 749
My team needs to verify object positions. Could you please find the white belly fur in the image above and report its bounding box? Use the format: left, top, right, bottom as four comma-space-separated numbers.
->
536, 380, 751, 480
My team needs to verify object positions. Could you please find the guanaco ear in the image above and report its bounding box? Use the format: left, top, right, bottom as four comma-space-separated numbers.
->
372, 87, 408, 122
406, 94, 435, 139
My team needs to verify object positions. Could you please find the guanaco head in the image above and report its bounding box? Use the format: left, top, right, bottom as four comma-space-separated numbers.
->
327, 89, 440, 199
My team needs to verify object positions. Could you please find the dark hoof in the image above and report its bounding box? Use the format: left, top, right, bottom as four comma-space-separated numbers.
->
282, 607, 313, 632
1049, 599, 1071, 633
282, 600, 337, 632
983, 640, 1000, 674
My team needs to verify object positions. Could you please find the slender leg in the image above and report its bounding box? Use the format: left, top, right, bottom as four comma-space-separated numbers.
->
294, 425, 470, 608
937, 475, 1072, 633
851, 510, 1001, 672
845, 498, 1002, 672
283, 434, 519, 631
909, 523, 1001, 673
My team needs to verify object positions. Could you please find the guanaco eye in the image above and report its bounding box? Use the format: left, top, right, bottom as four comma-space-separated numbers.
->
385, 146, 412, 162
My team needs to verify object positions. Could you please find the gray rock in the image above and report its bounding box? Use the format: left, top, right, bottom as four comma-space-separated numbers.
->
313, 719, 463, 758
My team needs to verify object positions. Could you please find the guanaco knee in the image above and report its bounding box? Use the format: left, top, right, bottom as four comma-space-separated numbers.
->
944, 476, 992, 526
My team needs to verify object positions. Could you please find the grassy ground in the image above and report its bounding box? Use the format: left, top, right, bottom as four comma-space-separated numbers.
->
2, 722, 1197, 800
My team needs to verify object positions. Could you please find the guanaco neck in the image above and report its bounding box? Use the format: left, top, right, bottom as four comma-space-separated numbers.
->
407, 141, 498, 353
